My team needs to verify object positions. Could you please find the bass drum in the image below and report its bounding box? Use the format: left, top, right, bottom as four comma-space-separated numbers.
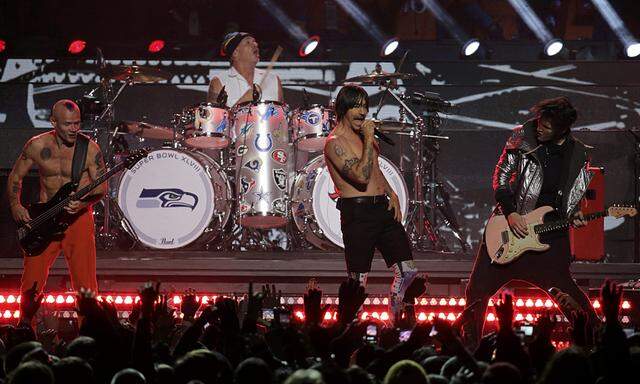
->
117, 148, 232, 249
291, 155, 409, 249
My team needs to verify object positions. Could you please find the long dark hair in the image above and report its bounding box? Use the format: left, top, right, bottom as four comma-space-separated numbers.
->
335, 85, 369, 121
530, 96, 577, 139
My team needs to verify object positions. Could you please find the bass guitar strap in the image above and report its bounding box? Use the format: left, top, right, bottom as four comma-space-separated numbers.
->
71, 133, 89, 186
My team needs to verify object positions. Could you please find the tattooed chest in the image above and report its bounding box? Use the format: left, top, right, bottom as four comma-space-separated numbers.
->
37, 147, 74, 178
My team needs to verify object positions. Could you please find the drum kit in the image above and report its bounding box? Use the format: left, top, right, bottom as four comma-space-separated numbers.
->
82, 62, 468, 253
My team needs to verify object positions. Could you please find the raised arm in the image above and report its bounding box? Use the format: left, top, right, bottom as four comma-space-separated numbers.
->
8, 141, 36, 224
324, 122, 376, 185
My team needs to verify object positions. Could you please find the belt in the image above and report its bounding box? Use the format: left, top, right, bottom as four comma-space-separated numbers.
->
339, 195, 388, 205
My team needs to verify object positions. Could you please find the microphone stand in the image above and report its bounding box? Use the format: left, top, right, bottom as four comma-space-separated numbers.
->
629, 129, 640, 263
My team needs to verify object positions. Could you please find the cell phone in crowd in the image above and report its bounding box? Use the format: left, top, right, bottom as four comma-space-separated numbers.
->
429, 325, 438, 337
519, 324, 534, 337
262, 308, 274, 321
399, 329, 412, 342
364, 324, 378, 343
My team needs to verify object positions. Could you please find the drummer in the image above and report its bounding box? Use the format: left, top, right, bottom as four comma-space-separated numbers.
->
208, 32, 283, 107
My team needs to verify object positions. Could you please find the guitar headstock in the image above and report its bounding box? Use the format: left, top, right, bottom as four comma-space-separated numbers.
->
607, 204, 638, 218
124, 148, 150, 169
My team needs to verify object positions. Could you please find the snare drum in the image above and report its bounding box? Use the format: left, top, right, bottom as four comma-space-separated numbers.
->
232, 101, 291, 228
182, 103, 231, 149
291, 155, 408, 249
117, 148, 232, 249
290, 105, 334, 152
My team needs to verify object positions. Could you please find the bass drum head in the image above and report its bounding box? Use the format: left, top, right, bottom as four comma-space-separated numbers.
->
117, 148, 231, 249
292, 155, 408, 249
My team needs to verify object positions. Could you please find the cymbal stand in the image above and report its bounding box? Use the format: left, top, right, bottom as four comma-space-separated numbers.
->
92, 77, 132, 250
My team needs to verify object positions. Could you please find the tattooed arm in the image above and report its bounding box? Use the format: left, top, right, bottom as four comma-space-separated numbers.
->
8, 141, 36, 224
65, 142, 106, 214
324, 122, 376, 185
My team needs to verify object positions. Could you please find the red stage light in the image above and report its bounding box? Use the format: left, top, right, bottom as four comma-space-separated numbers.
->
324, 311, 332, 320
380, 311, 389, 321
0, 40, 5, 53
7, 295, 16, 304
417, 312, 427, 321
148, 39, 165, 53
295, 311, 305, 320
68, 40, 87, 54
173, 295, 182, 305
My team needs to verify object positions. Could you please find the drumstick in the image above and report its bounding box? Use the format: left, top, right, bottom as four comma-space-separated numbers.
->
259, 45, 283, 89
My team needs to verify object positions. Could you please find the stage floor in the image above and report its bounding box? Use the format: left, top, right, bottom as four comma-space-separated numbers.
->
1, 250, 639, 296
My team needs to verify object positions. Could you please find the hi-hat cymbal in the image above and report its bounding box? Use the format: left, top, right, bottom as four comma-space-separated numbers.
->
99, 65, 171, 83
121, 121, 181, 140
343, 72, 416, 84
372, 119, 414, 132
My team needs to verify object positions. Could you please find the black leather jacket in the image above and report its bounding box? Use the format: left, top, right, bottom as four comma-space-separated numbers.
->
493, 120, 593, 218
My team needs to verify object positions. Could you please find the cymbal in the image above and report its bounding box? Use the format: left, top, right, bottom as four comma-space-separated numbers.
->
99, 65, 171, 83
121, 121, 181, 140
343, 72, 416, 84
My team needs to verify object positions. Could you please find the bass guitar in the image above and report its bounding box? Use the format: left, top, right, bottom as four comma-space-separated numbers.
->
485, 205, 637, 265
17, 149, 148, 256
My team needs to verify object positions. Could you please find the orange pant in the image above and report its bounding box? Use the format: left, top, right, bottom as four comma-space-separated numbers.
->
21, 209, 98, 294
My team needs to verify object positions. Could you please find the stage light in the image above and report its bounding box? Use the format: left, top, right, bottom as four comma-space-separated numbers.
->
0, 296, 4, 304
458, 298, 466, 306
46, 295, 55, 304
115, 296, 123, 304
448, 298, 457, 306
148, 39, 165, 53
68, 40, 87, 54
525, 299, 534, 307
361, 312, 369, 320
380, 312, 389, 321
299, 35, 320, 57
593, 300, 601, 309
7, 295, 15, 304
462, 38, 480, 57
324, 311, 333, 320
124, 296, 133, 305
486, 313, 495, 321
447, 312, 456, 321
0, 40, 5, 53
544, 300, 553, 308
420, 0, 481, 57
508, 0, 564, 56
544, 39, 564, 57
371, 311, 380, 319
622, 300, 631, 309
516, 299, 524, 307
439, 298, 447, 306
295, 311, 305, 320
66, 296, 74, 304
173, 295, 182, 305
626, 43, 640, 58
418, 312, 427, 321
256, 0, 320, 58
590, 0, 640, 58
534, 299, 544, 308
335, 0, 400, 57
381, 38, 399, 57
56, 295, 64, 304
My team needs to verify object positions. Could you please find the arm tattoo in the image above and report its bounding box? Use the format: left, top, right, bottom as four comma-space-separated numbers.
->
334, 145, 345, 157
12, 184, 19, 194
361, 144, 374, 180
40, 147, 52, 160
95, 151, 104, 167
20, 152, 28, 161
342, 158, 358, 175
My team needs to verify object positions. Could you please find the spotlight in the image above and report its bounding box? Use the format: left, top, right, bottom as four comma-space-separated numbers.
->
544, 38, 564, 56
381, 38, 399, 57
626, 42, 640, 58
0, 39, 5, 53
148, 39, 165, 53
299, 35, 320, 57
462, 38, 480, 56
68, 39, 87, 54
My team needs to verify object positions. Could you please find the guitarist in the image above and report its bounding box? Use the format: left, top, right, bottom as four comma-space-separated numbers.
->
7, 99, 104, 295
461, 97, 598, 347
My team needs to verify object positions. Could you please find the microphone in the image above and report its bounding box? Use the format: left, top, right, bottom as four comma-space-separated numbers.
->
374, 127, 395, 146
96, 47, 106, 69
408, 92, 453, 111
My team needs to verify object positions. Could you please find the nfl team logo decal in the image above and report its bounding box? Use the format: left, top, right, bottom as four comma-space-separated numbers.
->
271, 149, 287, 164
243, 159, 262, 172
305, 112, 321, 125
273, 169, 287, 191
237, 144, 249, 156
239, 203, 251, 214
254, 133, 273, 152
272, 198, 286, 215
240, 176, 256, 194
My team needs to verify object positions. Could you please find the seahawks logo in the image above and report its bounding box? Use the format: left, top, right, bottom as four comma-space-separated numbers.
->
136, 188, 198, 210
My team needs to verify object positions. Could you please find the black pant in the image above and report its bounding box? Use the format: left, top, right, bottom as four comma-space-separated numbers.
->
338, 196, 413, 273
464, 231, 597, 345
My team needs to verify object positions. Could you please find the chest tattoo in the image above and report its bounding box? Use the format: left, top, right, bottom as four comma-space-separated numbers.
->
40, 147, 52, 161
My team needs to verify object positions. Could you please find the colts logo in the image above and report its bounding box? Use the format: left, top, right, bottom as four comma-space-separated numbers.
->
273, 169, 287, 191
240, 177, 256, 195
243, 159, 262, 172
136, 188, 198, 211
254, 133, 273, 152
271, 149, 287, 164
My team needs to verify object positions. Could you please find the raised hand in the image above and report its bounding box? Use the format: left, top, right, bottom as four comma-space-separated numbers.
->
535, 311, 557, 341
99, 297, 119, 324
19, 281, 43, 324
474, 331, 497, 362
601, 280, 623, 324
180, 288, 200, 322
495, 294, 514, 332
569, 310, 588, 347
153, 294, 177, 341
303, 278, 329, 327
139, 282, 160, 319
76, 287, 100, 316
338, 279, 367, 325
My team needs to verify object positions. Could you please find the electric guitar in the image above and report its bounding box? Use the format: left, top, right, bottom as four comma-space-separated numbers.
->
485, 205, 637, 265
17, 149, 148, 256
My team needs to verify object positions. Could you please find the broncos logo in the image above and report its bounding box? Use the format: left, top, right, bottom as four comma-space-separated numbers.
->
136, 188, 199, 211
328, 188, 340, 202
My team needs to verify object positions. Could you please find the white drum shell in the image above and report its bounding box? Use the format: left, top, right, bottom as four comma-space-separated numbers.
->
291, 155, 408, 249
117, 148, 231, 249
